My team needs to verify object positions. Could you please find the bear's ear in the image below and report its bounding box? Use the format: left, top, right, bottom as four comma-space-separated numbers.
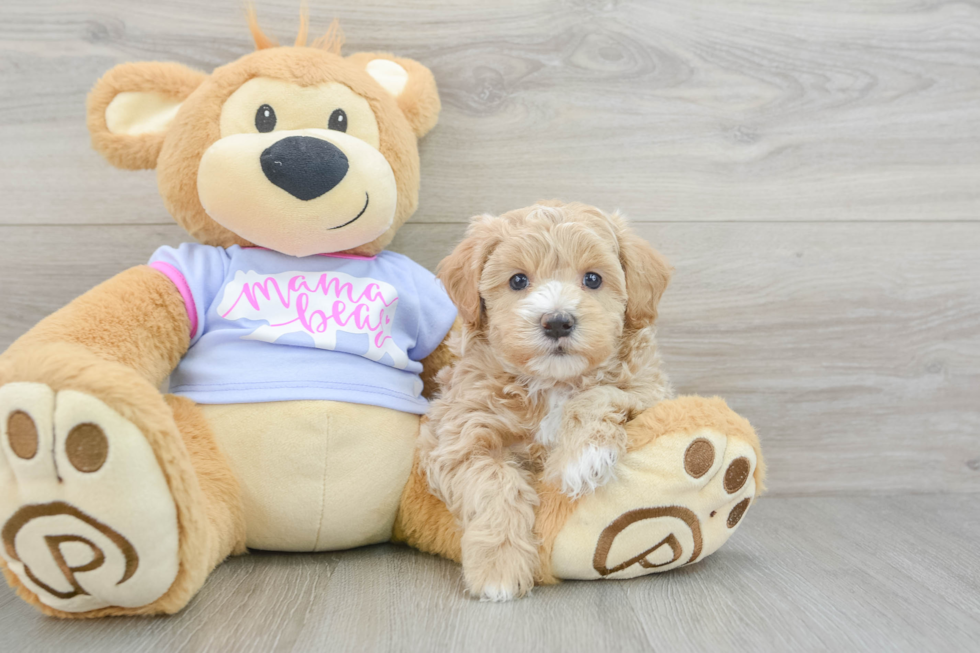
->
87, 62, 207, 170
347, 52, 441, 139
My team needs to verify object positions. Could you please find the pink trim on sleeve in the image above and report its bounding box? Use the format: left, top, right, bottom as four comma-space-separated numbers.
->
150, 262, 199, 339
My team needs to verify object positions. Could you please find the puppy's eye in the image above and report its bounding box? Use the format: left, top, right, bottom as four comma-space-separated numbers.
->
509, 273, 529, 291
583, 272, 602, 289
255, 104, 277, 133
328, 108, 348, 132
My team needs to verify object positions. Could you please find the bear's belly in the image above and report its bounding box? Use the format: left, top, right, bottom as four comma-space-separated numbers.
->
199, 400, 419, 552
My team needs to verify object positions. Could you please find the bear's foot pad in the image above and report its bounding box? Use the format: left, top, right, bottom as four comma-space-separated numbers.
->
0, 382, 179, 612
551, 427, 758, 579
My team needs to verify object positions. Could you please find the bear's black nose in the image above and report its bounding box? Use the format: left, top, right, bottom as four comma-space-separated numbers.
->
260, 136, 349, 201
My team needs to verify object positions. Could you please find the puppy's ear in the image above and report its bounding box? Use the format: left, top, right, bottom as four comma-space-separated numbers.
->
437, 216, 502, 329
616, 216, 672, 329
88, 62, 207, 170
347, 52, 441, 138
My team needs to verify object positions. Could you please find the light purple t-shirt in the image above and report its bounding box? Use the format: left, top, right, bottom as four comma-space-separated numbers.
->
148, 244, 457, 414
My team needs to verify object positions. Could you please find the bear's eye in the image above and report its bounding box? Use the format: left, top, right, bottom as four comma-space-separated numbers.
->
328, 108, 348, 132
583, 272, 602, 289
509, 273, 529, 291
255, 104, 277, 133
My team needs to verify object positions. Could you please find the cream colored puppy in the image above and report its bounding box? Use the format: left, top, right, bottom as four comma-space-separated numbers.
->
419, 201, 674, 601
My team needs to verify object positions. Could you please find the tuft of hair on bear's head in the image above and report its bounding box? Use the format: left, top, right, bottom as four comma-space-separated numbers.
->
245, 3, 345, 54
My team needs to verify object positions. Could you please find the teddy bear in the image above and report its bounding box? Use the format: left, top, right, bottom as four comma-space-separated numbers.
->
0, 12, 764, 617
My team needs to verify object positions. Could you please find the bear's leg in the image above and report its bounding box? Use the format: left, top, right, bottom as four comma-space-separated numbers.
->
395, 396, 764, 585
392, 454, 462, 563
0, 343, 244, 617
164, 395, 247, 568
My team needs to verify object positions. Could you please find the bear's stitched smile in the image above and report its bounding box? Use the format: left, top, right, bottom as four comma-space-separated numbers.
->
328, 192, 370, 230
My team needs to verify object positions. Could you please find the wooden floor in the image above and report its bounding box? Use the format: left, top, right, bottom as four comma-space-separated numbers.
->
0, 0, 978, 650
1, 496, 977, 652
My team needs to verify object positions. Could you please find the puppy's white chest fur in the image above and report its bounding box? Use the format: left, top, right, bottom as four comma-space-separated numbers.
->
534, 386, 575, 447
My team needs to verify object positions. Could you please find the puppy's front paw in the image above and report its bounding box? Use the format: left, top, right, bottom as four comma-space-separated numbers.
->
462, 541, 537, 602
477, 579, 529, 603
560, 444, 619, 499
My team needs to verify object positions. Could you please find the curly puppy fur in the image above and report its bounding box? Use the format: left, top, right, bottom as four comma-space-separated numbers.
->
419, 201, 674, 601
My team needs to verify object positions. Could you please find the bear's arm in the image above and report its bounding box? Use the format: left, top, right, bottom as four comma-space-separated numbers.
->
419, 317, 461, 400
3, 266, 191, 387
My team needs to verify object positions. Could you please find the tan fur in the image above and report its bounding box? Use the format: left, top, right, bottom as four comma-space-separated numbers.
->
419, 317, 461, 399
311, 19, 345, 55
246, 6, 344, 53
346, 52, 441, 139
531, 479, 575, 585
5, 266, 190, 387
164, 396, 248, 561
293, 9, 309, 49
435, 219, 501, 329
87, 62, 207, 170
246, 4, 278, 50
419, 202, 674, 600
392, 450, 463, 562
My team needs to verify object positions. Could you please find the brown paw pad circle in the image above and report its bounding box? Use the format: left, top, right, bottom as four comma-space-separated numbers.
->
7, 410, 38, 460
65, 423, 109, 473
724, 457, 750, 494
684, 438, 715, 478
727, 498, 751, 528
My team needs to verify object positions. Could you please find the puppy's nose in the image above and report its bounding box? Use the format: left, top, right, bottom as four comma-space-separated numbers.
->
260, 136, 349, 201
542, 312, 576, 340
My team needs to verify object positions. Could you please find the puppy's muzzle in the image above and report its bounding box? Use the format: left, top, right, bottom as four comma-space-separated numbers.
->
260, 135, 349, 201
542, 312, 576, 340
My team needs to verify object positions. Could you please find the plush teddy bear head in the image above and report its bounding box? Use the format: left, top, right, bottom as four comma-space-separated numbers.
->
86, 11, 440, 257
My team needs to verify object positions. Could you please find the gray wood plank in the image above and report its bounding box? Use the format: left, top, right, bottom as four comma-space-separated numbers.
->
1, 0, 979, 225
0, 495, 977, 652
0, 222, 976, 497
